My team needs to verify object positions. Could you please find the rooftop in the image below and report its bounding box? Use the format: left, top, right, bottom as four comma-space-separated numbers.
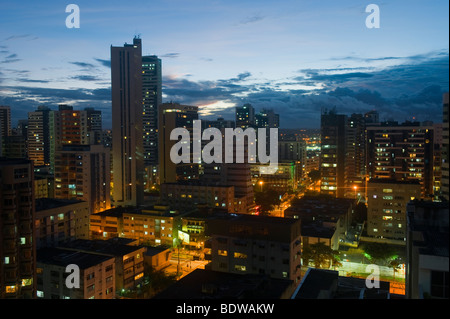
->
35, 198, 85, 212
153, 269, 293, 299
57, 238, 145, 257
37, 247, 113, 269
292, 268, 390, 299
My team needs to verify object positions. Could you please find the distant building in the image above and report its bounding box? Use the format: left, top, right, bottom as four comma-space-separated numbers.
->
406, 200, 449, 299
441, 92, 449, 200
36, 247, 115, 299
142, 55, 162, 167
205, 214, 302, 283
367, 179, 421, 240
160, 181, 235, 213
28, 106, 52, 167
235, 103, 255, 129
0, 158, 36, 299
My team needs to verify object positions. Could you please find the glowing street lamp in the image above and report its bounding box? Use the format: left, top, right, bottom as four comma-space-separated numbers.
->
259, 180, 264, 192
353, 185, 357, 199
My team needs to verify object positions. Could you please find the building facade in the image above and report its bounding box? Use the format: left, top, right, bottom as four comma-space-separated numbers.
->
367, 179, 421, 240
111, 37, 145, 207
0, 158, 36, 298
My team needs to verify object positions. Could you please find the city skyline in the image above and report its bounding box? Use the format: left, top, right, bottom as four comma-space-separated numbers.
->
0, 0, 449, 129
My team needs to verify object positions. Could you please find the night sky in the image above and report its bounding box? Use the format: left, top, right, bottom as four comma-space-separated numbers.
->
0, 0, 448, 129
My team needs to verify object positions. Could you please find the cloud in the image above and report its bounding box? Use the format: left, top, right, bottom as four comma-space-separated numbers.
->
4, 34, 32, 41
69, 61, 96, 69
70, 75, 101, 82
161, 53, 180, 58
239, 14, 265, 25
94, 58, 111, 68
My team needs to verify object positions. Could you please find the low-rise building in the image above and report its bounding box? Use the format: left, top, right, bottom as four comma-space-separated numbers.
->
58, 238, 146, 292
36, 247, 115, 299
160, 181, 235, 213
206, 214, 302, 284
35, 198, 90, 249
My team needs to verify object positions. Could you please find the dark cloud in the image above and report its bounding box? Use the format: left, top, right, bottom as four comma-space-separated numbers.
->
161, 53, 180, 58
70, 75, 100, 82
94, 58, 111, 68
17, 79, 50, 83
239, 14, 265, 25
2, 51, 448, 129
69, 61, 96, 69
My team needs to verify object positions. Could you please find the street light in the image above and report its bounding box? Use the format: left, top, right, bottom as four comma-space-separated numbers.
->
353, 185, 357, 199
259, 180, 263, 192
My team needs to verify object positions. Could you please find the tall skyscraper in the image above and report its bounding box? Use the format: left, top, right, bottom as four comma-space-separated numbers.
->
28, 106, 52, 167
320, 109, 347, 198
345, 113, 366, 197
442, 92, 449, 200
142, 55, 162, 166
0, 158, 36, 299
111, 37, 144, 207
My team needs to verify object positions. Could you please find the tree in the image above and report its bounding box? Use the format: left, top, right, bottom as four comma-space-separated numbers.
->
389, 258, 402, 281
308, 169, 321, 183
254, 188, 281, 214
361, 243, 398, 266
302, 242, 341, 269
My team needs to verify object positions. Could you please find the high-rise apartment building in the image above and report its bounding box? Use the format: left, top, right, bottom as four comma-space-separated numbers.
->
0, 158, 36, 299
54, 145, 111, 214
158, 102, 199, 184
367, 179, 421, 240
85, 107, 103, 145
28, 106, 52, 167
236, 103, 255, 129
111, 37, 144, 207
442, 92, 449, 200
320, 110, 347, 198
142, 55, 162, 166
345, 113, 366, 197
0, 106, 11, 156
366, 122, 435, 198
255, 108, 279, 129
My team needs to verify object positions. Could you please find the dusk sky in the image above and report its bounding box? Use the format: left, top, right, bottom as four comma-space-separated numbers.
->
0, 0, 448, 129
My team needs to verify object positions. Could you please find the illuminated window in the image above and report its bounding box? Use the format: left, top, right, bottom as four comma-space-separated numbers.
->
5, 286, 16, 294
233, 252, 247, 259
383, 189, 393, 193
234, 265, 246, 272
218, 250, 227, 256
